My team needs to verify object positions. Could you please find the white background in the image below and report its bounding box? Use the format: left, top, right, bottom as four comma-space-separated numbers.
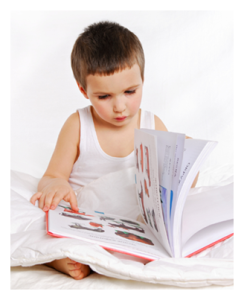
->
11, 11, 233, 178
6, 0, 244, 296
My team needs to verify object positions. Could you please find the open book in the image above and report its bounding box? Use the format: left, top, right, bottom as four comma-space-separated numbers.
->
46, 130, 233, 259
134, 129, 233, 258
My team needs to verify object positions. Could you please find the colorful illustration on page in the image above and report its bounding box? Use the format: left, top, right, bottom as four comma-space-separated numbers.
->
59, 212, 92, 221
108, 221, 145, 233
99, 216, 115, 221
152, 209, 158, 232
135, 147, 139, 171
144, 178, 149, 197
138, 181, 148, 223
146, 208, 153, 228
58, 204, 94, 217
120, 219, 140, 226
114, 230, 154, 246
159, 185, 169, 238
69, 222, 105, 232
144, 145, 151, 186
140, 143, 143, 172
89, 222, 103, 228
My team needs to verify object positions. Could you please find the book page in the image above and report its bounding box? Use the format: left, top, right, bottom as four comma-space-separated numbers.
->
136, 129, 185, 252
177, 139, 210, 194
181, 183, 233, 246
48, 204, 169, 260
182, 220, 233, 258
134, 129, 183, 256
168, 134, 185, 233
172, 139, 218, 257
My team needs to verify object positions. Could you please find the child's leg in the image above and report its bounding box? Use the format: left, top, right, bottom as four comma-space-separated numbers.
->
46, 258, 91, 280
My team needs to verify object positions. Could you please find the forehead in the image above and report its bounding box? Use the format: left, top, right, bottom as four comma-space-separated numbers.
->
86, 64, 142, 93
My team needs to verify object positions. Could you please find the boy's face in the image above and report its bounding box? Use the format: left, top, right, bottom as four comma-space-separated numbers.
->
78, 64, 143, 127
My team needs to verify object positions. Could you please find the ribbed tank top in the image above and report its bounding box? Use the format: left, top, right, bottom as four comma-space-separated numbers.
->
68, 105, 155, 190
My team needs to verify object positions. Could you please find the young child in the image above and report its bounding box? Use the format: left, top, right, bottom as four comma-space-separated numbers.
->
30, 21, 197, 280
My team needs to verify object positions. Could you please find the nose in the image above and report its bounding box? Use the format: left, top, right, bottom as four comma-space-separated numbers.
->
113, 96, 126, 113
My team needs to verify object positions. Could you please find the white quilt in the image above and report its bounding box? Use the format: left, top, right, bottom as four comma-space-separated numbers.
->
11, 166, 233, 289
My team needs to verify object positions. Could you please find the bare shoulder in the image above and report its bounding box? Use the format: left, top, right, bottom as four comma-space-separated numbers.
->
154, 114, 168, 131
57, 112, 80, 151
57, 112, 80, 144
43, 112, 80, 178
61, 112, 80, 134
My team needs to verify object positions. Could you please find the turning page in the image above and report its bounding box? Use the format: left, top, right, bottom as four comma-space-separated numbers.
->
134, 129, 183, 256
135, 129, 185, 253
172, 138, 218, 257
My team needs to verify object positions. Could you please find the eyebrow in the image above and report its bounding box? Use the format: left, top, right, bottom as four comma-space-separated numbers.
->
93, 84, 141, 95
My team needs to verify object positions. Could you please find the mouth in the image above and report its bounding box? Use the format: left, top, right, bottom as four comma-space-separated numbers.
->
115, 116, 127, 121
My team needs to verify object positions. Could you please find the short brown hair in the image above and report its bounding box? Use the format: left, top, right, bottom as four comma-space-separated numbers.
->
71, 21, 145, 90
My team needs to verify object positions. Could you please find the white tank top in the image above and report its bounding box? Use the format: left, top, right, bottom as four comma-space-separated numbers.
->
69, 105, 155, 190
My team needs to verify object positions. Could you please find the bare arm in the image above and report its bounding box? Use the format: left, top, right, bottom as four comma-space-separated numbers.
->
30, 112, 80, 211
154, 115, 198, 188
154, 115, 168, 132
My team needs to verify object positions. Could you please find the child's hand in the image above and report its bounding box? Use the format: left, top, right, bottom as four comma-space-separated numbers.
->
30, 178, 78, 212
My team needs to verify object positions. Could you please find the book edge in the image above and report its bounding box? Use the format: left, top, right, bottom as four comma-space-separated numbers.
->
184, 233, 234, 258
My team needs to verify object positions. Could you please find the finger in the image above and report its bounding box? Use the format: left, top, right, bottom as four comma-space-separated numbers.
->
67, 259, 80, 266
69, 263, 83, 271
67, 258, 76, 263
43, 191, 55, 211
38, 193, 46, 210
63, 192, 78, 211
68, 191, 79, 211
69, 269, 86, 280
30, 192, 42, 205
70, 266, 91, 280
73, 262, 82, 270
67, 261, 76, 266
68, 262, 81, 268
50, 191, 65, 210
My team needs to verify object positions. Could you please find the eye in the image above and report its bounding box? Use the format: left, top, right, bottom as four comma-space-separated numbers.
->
98, 95, 109, 99
125, 89, 136, 95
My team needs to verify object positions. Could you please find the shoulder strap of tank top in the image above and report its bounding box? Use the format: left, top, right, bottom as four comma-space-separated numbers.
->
140, 109, 155, 129
76, 107, 155, 153
76, 106, 93, 153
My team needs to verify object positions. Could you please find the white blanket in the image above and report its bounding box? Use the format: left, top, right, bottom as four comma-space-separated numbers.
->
11, 167, 233, 288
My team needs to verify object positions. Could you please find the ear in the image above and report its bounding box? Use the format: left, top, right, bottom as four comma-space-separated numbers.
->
76, 81, 89, 99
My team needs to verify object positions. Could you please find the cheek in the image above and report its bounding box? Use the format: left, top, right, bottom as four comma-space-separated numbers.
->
94, 103, 110, 118
129, 93, 142, 113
